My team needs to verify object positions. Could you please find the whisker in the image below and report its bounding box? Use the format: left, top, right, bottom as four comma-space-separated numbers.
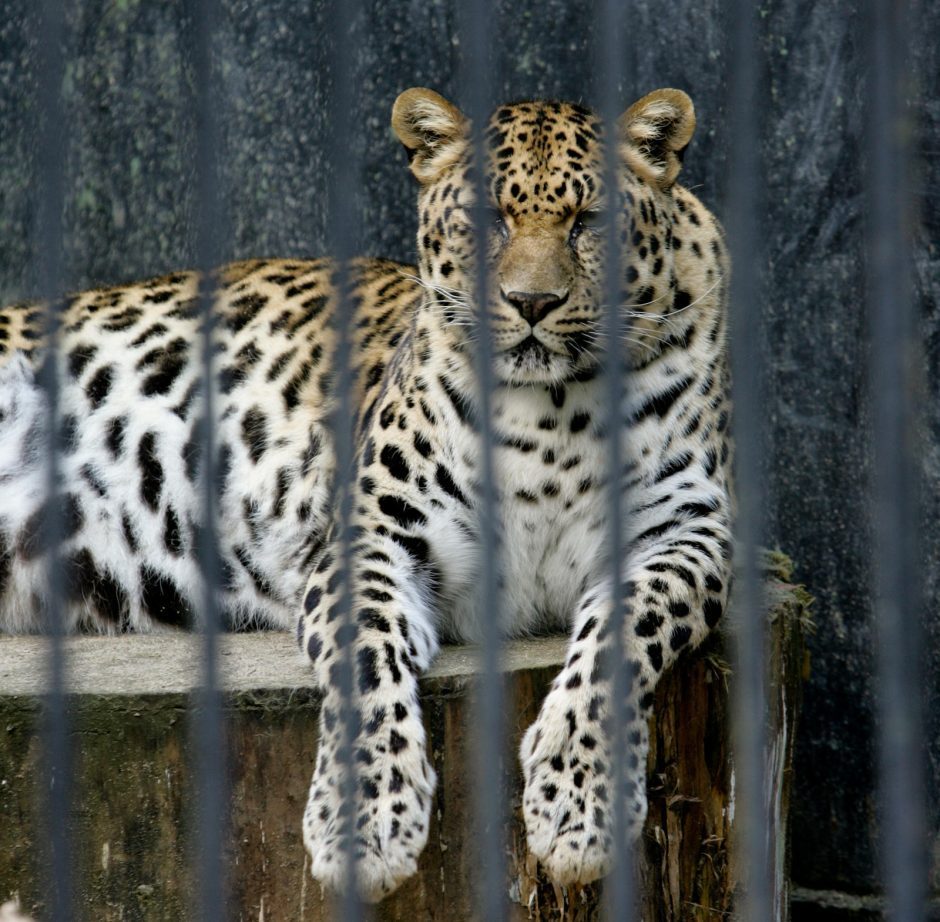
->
586, 324, 675, 347
625, 276, 723, 319
397, 270, 471, 307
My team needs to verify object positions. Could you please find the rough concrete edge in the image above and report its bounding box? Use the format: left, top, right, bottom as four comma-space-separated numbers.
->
0, 633, 569, 698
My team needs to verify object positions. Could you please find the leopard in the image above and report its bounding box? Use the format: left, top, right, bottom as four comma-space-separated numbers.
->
0, 86, 732, 902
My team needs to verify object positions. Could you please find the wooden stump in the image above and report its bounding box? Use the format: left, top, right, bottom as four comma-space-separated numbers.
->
0, 554, 809, 920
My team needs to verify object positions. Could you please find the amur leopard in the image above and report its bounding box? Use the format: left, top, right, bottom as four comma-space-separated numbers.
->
0, 87, 732, 900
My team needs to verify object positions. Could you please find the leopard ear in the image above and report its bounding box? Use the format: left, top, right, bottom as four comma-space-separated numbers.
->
392, 88, 468, 183
620, 88, 696, 190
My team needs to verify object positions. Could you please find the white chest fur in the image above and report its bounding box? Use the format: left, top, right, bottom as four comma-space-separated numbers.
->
431, 380, 615, 643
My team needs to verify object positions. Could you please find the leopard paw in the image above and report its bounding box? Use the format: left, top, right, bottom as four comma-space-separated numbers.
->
304, 713, 436, 902
520, 689, 647, 885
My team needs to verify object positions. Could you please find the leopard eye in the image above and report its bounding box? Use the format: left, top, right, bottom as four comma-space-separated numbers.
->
580, 209, 607, 228
570, 209, 608, 244
464, 205, 509, 240
475, 205, 508, 240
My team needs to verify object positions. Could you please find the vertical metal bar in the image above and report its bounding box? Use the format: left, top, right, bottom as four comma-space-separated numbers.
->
192, 0, 227, 918
322, 0, 363, 916
726, 0, 770, 917
596, 1, 633, 919
35, 1, 71, 919
867, 1, 925, 919
457, 1, 504, 918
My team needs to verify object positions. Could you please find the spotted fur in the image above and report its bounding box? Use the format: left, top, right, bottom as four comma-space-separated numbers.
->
0, 87, 732, 901
0, 259, 416, 631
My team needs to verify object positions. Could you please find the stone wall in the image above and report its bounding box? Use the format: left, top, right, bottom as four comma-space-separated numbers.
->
1, 1, 938, 916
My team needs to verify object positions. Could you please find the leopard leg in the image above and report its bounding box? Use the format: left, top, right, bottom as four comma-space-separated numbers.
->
298, 535, 438, 902
521, 530, 730, 885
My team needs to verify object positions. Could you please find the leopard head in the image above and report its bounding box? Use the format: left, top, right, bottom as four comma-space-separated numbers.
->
392, 86, 697, 386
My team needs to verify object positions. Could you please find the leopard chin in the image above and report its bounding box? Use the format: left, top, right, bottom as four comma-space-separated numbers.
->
493, 348, 572, 386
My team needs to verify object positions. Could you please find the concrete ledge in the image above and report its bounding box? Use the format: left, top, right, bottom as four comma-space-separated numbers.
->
0, 633, 568, 696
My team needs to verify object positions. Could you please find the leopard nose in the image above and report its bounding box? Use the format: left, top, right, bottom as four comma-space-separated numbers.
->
504, 290, 569, 325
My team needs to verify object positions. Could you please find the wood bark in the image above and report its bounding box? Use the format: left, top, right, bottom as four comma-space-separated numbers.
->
0, 554, 809, 921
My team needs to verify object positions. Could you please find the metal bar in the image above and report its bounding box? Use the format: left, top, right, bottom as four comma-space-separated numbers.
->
726, 0, 771, 917
867, 1, 925, 919
322, 0, 363, 917
35, 1, 71, 919
596, 1, 633, 919
191, 1, 227, 918
457, 1, 504, 917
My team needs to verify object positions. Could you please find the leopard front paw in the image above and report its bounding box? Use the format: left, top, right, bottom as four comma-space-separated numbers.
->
303, 714, 436, 902
520, 690, 647, 885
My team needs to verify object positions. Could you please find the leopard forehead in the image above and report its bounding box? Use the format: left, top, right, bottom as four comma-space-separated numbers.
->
485, 101, 605, 218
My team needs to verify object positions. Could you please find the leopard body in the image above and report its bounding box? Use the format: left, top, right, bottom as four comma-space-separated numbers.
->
0, 87, 732, 900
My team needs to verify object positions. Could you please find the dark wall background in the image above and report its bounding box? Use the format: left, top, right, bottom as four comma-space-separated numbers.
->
1, 1, 937, 916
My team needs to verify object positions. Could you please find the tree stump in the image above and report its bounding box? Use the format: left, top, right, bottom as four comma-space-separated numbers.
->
0, 553, 809, 921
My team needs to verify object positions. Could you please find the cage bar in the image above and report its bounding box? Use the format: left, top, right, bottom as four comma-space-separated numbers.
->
456, 0, 507, 918
867, 1, 925, 919
191, 0, 228, 918
595, 0, 634, 919
322, 0, 365, 918
36, 0, 72, 919
726, 0, 772, 918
